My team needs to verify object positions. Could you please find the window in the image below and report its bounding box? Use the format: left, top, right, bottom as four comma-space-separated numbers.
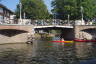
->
0, 15, 3, 23
0, 7, 3, 13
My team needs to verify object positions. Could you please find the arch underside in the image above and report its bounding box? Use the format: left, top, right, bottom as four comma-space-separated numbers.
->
35, 27, 73, 30
35, 27, 74, 40
81, 28, 96, 39
82, 28, 96, 34
0, 29, 28, 37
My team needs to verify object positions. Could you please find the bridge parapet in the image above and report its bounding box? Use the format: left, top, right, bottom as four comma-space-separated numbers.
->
0, 25, 34, 33
31, 19, 74, 26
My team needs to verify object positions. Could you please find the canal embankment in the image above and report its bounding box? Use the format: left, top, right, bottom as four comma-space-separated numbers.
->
0, 32, 56, 44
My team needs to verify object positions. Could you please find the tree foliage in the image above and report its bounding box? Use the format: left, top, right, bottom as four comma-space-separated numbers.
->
52, 0, 96, 20
15, 0, 50, 19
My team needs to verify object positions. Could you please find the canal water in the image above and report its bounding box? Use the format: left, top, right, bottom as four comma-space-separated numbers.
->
0, 36, 96, 64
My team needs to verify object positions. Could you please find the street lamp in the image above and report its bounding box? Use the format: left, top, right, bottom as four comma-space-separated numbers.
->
23, 12, 26, 19
19, 2, 22, 24
52, 13, 55, 25
53, 13, 56, 25
68, 14, 70, 25
81, 6, 84, 23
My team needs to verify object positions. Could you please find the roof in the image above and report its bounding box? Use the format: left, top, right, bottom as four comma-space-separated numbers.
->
0, 4, 14, 14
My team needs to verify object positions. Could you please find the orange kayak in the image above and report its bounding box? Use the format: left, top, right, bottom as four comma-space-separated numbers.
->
50, 41, 74, 43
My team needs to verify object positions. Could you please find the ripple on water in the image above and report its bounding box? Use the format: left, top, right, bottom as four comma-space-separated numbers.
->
0, 38, 96, 64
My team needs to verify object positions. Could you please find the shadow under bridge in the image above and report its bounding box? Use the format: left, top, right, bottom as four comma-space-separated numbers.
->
0, 29, 28, 37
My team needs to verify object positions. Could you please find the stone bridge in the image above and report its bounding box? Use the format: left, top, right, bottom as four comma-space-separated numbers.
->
0, 25, 96, 44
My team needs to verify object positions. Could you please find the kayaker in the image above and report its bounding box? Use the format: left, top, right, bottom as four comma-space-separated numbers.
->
61, 38, 64, 45
60, 37, 64, 41
62, 38, 65, 41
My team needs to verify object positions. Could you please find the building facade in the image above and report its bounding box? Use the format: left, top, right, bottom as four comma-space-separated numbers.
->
0, 4, 14, 24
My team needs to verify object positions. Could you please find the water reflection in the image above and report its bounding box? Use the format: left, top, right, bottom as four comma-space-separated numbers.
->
0, 37, 96, 64
75, 42, 96, 64
75, 42, 93, 59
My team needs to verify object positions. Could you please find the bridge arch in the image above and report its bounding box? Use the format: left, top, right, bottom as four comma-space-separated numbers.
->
75, 26, 96, 40
34, 26, 74, 40
81, 28, 96, 39
0, 25, 33, 43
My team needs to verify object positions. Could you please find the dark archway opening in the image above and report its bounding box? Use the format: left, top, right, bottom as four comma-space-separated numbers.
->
35, 27, 74, 40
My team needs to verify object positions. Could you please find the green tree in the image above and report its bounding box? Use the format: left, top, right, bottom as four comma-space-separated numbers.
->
15, 0, 50, 19
52, 0, 96, 20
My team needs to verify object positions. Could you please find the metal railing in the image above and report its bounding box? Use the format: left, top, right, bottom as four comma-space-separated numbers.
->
0, 19, 95, 26
32, 19, 74, 26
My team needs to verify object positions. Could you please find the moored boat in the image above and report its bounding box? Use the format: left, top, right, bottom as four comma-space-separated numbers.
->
74, 39, 96, 42
50, 39, 96, 43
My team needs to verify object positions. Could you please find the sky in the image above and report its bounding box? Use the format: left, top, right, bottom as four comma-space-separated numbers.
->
43, 0, 52, 13
0, 0, 52, 13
